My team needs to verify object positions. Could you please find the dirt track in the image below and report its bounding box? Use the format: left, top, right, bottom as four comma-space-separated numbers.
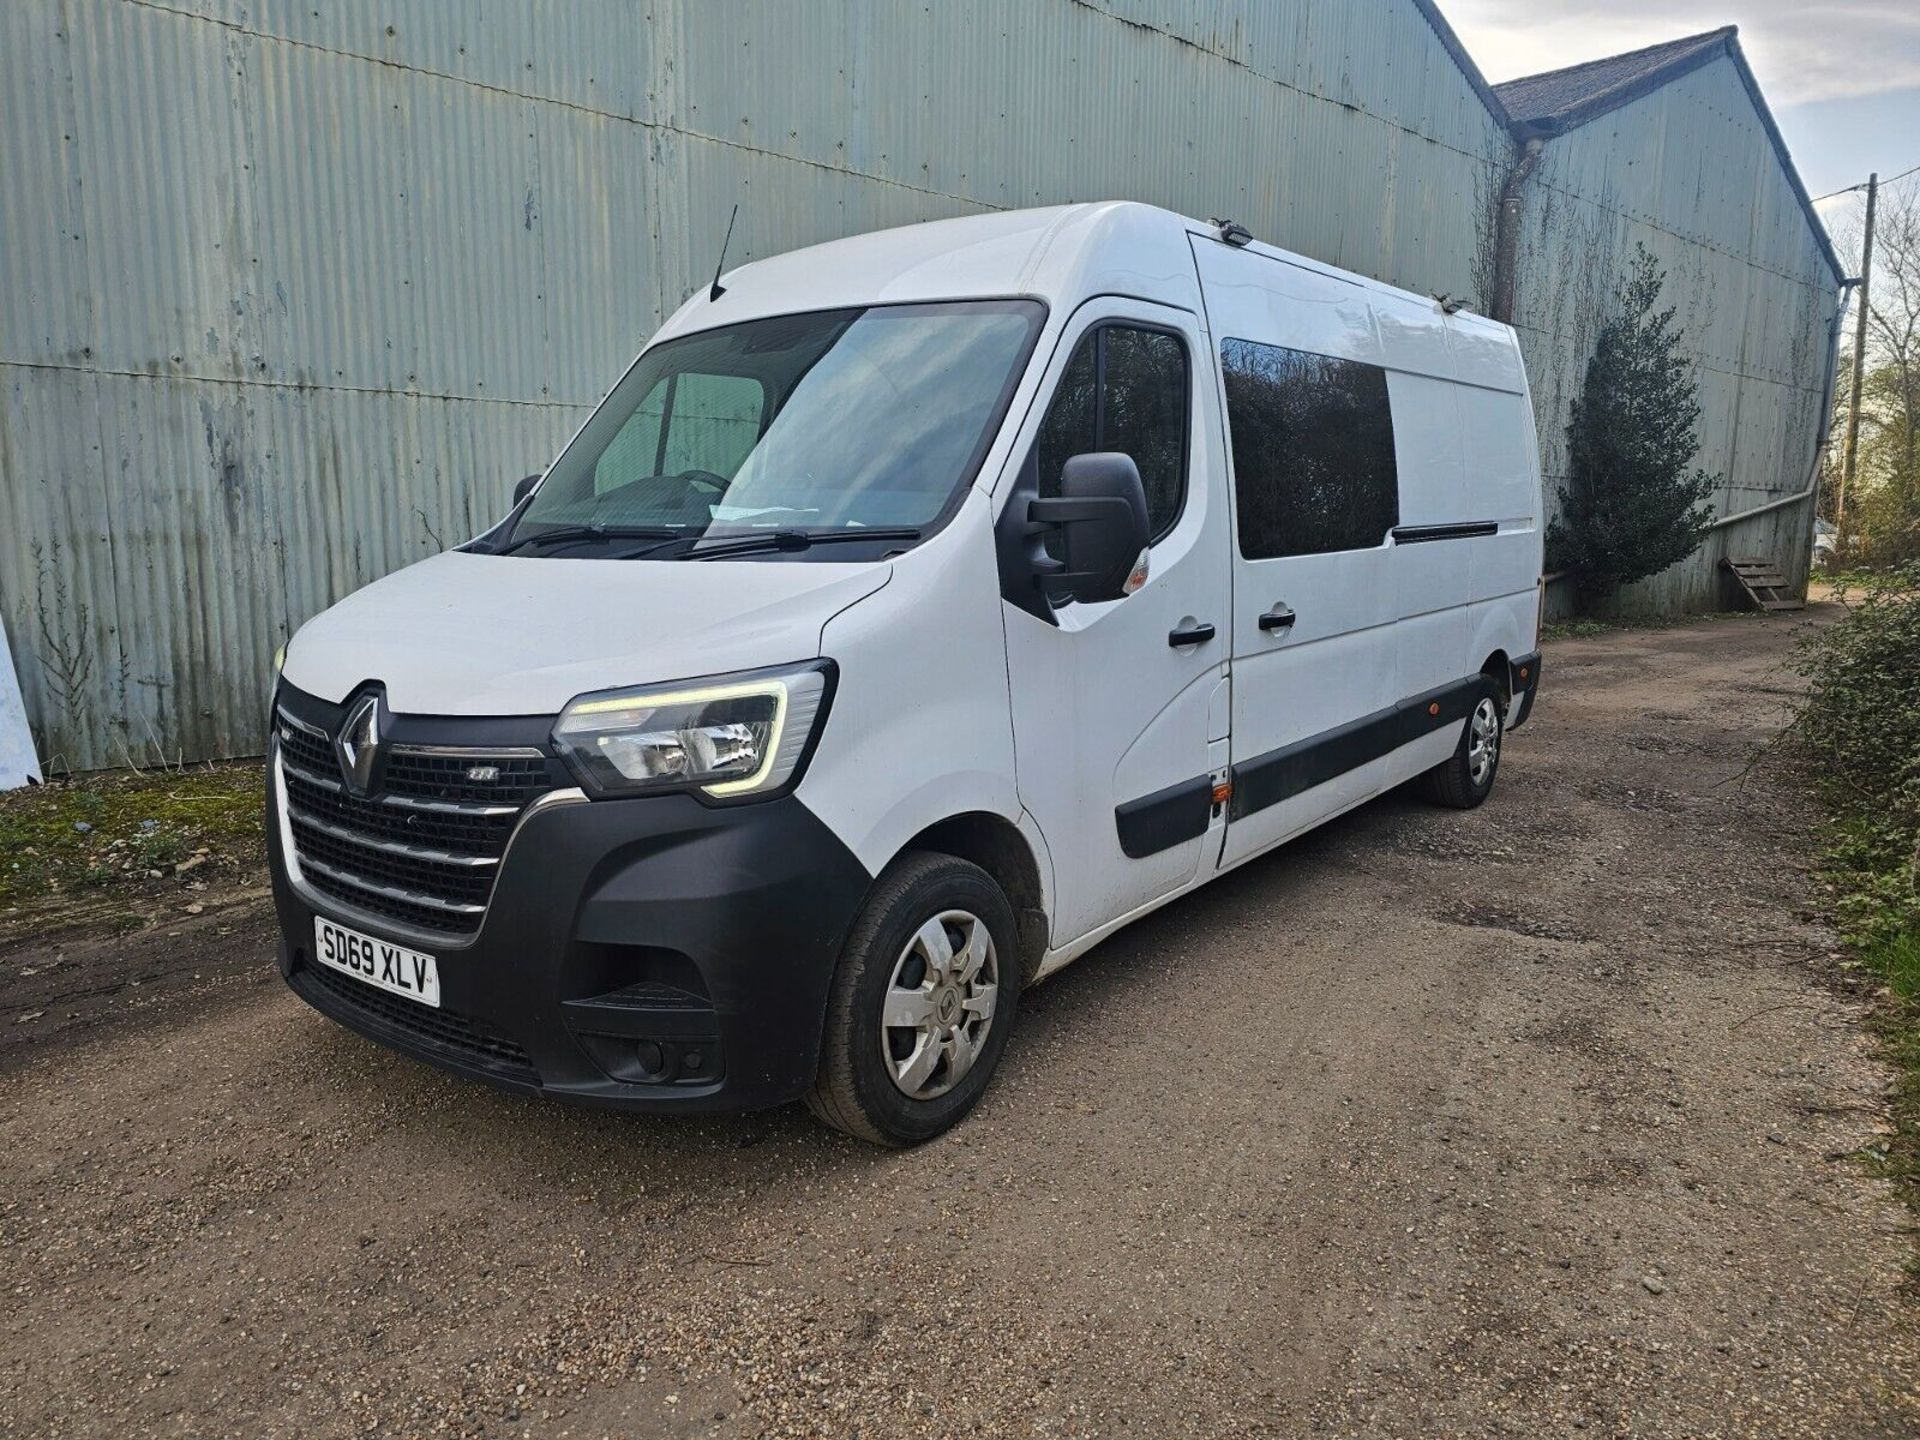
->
3, 605, 1917, 1438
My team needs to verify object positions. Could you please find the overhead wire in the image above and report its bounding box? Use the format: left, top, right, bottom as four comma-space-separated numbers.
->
1814, 161, 1920, 204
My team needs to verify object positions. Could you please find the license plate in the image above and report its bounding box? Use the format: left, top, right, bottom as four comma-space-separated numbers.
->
313, 916, 441, 1009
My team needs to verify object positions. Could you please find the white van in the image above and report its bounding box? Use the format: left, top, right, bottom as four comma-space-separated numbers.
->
269, 202, 1542, 1144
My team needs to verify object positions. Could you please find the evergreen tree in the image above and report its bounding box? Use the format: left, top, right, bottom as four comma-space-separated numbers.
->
1547, 245, 1718, 604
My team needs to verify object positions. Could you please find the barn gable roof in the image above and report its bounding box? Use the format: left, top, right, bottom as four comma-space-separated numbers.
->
1407, 0, 1510, 124
1495, 28, 1734, 130
1493, 26, 1844, 284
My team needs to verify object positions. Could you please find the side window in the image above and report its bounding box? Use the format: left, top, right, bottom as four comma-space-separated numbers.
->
1034, 324, 1188, 541
1219, 339, 1398, 559
592, 372, 765, 498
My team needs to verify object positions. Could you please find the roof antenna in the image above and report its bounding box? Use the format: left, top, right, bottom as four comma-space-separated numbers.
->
709, 204, 739, 302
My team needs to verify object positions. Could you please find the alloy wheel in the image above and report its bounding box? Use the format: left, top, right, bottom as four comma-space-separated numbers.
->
1467, 696, 1501, 786
880, 909, 999, 1099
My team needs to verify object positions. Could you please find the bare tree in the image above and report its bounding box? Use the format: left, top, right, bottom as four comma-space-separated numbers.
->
1830, 182, 1920, 562
1864, 186, 1920, 517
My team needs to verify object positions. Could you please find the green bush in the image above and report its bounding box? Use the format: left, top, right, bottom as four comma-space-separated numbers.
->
1794, 565, 1920, 947
1797, 566, 1920, 1206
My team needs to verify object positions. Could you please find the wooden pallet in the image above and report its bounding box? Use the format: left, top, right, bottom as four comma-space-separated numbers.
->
1724, 557, 1805, 612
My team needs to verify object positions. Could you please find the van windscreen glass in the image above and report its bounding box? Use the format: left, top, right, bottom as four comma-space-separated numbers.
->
505, 300, 1044, 556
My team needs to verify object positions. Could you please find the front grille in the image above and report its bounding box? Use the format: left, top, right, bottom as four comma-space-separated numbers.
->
304, 867, 478, 937
382, 751, 552, 806
283, 767, 518, 853
290, 814, 496, 907
276, 707, 554, 940
278, 721, 335, 777
301, 962, 536, 1079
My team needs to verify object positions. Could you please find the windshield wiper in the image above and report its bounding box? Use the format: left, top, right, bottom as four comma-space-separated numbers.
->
678, 527, 922, 561
490, 523, 685, 556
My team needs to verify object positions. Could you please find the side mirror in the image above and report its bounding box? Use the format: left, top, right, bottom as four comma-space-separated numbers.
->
512, 473, 542, 506
1028, 453, 1150, 604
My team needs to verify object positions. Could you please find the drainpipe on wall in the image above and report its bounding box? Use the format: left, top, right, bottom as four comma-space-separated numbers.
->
1491, 136, 1544, 325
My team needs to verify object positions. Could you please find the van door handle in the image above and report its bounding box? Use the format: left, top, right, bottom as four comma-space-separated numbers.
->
1167, 621, 1216, 648
1258, 604, 1296, 632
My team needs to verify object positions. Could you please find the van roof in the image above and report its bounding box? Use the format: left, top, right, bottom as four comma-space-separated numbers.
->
650, 201, 1525, 394
657, 201, 1507, 337
654, 202, 1188, 340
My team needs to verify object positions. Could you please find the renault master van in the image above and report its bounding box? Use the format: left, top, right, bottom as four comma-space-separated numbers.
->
268, 202, 1542, 1145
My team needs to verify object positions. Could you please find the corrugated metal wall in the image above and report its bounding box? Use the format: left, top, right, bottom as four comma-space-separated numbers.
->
5, 4, 1842, 765
1511, 54, 1840, 620
4, 0, 1510, 770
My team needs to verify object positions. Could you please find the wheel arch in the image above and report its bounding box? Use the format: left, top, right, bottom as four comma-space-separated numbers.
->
897, 812, 1049, 985
1479, 648, 1512, 707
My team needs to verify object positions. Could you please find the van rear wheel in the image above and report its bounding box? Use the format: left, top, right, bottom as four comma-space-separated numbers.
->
1419, 679, 1504, 809
806, 852, 1021, 1146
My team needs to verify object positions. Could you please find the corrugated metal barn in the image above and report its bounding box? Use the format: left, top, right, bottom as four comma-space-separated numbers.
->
0, 1, 1840, 771
1494, 29, 1846, 619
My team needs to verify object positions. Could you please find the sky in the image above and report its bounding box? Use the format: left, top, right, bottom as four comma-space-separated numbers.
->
1441, 0, 1920, 261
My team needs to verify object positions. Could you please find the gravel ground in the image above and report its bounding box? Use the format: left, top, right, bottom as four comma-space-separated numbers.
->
3, 604, 1917, 1438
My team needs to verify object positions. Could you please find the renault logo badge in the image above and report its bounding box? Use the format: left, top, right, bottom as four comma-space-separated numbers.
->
335, 693, 383, 796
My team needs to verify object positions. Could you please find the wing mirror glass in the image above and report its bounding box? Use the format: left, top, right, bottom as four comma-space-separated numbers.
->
1028, 452, 1151, 604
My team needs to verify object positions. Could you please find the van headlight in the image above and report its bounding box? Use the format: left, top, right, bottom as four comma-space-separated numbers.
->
551, 662, 834, 800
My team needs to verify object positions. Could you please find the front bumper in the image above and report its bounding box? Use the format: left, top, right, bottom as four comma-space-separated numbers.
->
269, 755, 872, 1112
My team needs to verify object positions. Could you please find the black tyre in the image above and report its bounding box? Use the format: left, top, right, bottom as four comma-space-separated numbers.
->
1419, 678, 1504, 809
807, 852, 1021, 1146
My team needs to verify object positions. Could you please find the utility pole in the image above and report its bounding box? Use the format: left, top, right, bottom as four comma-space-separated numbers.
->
1838, 171, 1878, 538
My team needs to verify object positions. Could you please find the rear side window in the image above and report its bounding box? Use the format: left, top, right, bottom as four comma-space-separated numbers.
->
1035, 324, 1188, 541
1219, 339, 1398, 559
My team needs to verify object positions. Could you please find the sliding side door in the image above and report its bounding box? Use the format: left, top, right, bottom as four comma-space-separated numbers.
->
1192, 240, 1402, 868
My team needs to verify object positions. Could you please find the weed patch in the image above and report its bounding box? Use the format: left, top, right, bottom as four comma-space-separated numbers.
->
1540, 609, 1756, 643
0, 763, 266, 913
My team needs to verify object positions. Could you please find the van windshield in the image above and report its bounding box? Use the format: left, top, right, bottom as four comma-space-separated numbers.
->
502, 300, 1044, 556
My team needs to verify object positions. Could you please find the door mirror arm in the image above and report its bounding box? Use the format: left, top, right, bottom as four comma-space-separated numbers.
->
1026, 494, 1137, 593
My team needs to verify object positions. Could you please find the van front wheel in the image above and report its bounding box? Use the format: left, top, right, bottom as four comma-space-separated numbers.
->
807, 852, 1021, 1146
1420, 681, 1504, 809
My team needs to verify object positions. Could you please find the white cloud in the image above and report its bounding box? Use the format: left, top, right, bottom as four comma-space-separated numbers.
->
1441, 0, 1920, 106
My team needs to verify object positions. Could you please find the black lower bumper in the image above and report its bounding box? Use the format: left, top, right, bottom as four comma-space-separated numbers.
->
1507, 650, 1542, 730
270, 782, 872, 1112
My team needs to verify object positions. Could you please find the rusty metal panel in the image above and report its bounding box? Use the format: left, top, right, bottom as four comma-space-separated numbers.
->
1513, 51, 1839, 589
1, 0, 1516, 768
